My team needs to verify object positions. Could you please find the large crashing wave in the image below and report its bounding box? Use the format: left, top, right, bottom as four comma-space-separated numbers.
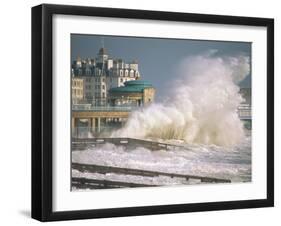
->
111, 53, 250, 146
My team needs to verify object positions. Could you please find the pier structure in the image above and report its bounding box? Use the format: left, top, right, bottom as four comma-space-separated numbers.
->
72, 80, 155, 137
72, 105, 130, 136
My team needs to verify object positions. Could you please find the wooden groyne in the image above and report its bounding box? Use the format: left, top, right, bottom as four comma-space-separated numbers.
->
72, 162, 231, 189
72, 177, 157, 189
72, 137, 184, 151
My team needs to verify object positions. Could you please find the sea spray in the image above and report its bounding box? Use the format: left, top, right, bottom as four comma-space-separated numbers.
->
111, 53, 250, 146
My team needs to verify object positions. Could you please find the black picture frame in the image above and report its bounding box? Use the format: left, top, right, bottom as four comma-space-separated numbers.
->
31, 3, 274, 222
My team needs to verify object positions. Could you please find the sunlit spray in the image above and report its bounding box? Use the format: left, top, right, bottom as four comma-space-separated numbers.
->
111, 52, 250, 146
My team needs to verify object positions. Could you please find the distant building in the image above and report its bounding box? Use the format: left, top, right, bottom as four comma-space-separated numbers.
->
72, 77, 84, 104
72, 47, 141, 105
108, 80, 155, 107
238, 88, 251, 120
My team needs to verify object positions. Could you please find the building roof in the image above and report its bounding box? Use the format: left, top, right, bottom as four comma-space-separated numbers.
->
125, 80, 152, 87
109, 80, 153, 93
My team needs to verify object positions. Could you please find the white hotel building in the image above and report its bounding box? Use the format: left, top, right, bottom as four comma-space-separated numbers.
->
72, 47, 140, 105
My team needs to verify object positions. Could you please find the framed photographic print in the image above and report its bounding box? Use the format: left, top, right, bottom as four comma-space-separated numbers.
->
31, 4, 274, 221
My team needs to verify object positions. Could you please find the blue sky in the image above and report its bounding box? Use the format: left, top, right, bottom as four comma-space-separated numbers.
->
71, 34, 251, 101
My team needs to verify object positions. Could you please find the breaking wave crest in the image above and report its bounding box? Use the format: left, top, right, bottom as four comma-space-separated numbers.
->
111, 54, 249, 146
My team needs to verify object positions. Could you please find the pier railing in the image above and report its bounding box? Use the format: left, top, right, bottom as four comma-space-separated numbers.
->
72, 126, 121, 138
72, 105, 134, 112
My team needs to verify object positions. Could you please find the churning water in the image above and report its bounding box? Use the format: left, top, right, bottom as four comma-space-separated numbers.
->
72, 134, 251, 185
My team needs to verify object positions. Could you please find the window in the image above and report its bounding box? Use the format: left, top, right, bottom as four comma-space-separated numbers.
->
102, 85, 105, 90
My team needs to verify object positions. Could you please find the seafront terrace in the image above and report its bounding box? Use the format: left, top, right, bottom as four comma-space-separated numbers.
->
72, 104, 134, 112
72, 104, 134, 136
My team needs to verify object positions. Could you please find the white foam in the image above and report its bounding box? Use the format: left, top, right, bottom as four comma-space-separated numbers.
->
111, 54, 249, 146
72, 135, 251, 183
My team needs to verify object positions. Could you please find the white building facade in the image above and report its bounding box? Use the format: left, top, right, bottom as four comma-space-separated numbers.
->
72, 48, 141, 105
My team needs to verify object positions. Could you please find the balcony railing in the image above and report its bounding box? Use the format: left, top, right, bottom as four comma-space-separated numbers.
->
72, 105, 135, 112
72, 126, 122, 138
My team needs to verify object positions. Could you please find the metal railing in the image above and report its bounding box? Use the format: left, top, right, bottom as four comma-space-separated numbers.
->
72, 126, 122, 138
72, 105, 135, 112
